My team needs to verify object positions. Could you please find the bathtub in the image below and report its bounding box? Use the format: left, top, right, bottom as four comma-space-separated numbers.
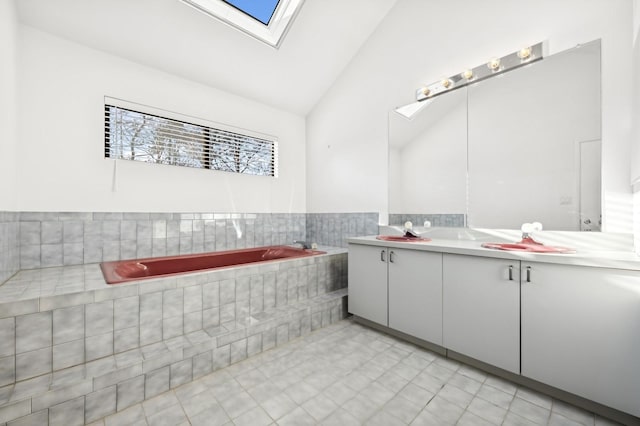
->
100, 245, 326, 284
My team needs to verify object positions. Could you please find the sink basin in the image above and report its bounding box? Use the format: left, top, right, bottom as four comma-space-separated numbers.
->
481, 242, 574, 253
376, 235, 431, 242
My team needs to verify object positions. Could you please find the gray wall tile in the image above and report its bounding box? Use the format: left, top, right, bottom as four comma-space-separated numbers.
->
145, 366, 169, 399
53, 305, 84, 344
86, 301, 114, 337
0, 318, 15, 357
114, 296, 139, 331
16, 347, 51, 380
170, 359, 192, 388
85, 386, 116, 423
0, 355, 15, 387
7, 409, 48, 426
16, 312, 52, 353
85, 332, 113, 361
53, 339, 84, 371
49, 396, 84, 426
117, 375, 145, 411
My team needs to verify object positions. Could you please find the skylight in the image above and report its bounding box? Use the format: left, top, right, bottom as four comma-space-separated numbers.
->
180, 0, 304, 48
222, 0, 280, 25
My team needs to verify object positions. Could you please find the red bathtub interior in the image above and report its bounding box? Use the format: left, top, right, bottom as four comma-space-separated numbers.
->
100, 245, 326, 284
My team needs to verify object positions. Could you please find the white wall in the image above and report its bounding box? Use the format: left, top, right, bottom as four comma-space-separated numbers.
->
632, 0, 640, 253
307, 0, 634, 233
16, 25, 306, 213
389, 90, 467, 215
0, 0, 18, 210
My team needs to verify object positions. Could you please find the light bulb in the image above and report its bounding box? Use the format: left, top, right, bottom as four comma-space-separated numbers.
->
487, 58, 501, 71
441, 79, 453, 89
517, 46, 532, 60
421, 87, 431, 97
461, 69, 474, 80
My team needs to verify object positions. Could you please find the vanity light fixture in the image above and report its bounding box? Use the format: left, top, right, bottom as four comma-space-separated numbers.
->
403, 41, 544, 109
517, 46, 532, 60
487, 57, 501, 71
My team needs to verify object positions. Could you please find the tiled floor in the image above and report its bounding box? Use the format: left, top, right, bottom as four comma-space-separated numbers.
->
91, 318, 623, 426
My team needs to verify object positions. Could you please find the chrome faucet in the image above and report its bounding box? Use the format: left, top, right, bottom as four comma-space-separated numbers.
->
293, 240, 311, 249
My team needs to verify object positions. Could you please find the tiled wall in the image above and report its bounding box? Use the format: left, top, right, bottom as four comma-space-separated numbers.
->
18, 212, 306, 270
0, 211, 378, 275
389, 213, 466, 228
0, 212, 19, 283
306, 213, 379, 248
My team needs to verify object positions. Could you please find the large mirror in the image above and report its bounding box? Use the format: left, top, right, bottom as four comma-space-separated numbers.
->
388, 39, 601, 231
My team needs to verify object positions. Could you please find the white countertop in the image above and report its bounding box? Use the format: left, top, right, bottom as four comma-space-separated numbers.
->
347, 235, 640, 271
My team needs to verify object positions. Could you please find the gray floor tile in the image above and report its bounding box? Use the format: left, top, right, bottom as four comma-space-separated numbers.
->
276, 406, 316, 426
423, 395, 465, 424
516, 386, 553, 410
233, 405, 272, 426
411, 408, 455, 426
219, 390, 257, 419
383, 394, 423, 423
300, 392, 338, 422
467, 396, 508, 425
364, 409, 406, 426
188, 402, 231, 426
510, 397, 552, 424
457, 410, 496, 426
84, 319, 621, 426
321, 407, 361, 426
552, 399, 596, 425
260, 392, 298, 421
477, 383, 515, 410
341, 394, 380, 423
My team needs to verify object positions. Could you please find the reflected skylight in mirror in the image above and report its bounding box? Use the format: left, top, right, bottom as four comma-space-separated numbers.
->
223, 0, 280, 25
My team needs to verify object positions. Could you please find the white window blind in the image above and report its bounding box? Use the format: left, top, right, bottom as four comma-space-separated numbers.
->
105, 103, 278, 177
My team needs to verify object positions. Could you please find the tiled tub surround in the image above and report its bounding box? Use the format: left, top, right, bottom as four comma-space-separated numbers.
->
0, 248, 348, 425
389, 213, 466, 228
18, 212, 307, 270
0, 213, 19, 285
306, 212, 379, 248
13, 211, 379, 271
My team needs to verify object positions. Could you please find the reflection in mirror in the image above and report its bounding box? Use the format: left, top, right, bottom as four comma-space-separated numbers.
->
388, 88, 467, 227
387, 40, 601, 231
467, 40, 601, 230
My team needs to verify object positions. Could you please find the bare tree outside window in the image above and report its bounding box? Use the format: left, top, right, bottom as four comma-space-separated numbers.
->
105, 105, 277, 177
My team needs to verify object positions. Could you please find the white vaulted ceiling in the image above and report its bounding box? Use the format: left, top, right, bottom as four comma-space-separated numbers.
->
16, 0, 397, 115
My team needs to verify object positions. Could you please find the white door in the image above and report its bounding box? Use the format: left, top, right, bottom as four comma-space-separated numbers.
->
579, 139, 601, 231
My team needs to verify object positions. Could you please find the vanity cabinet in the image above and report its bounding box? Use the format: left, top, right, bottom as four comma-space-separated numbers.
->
521, 262, 640, 417
348, 244, 443, 344
348, 244, 389, 326
442, 254, 520, 374
388, 248, 442, 345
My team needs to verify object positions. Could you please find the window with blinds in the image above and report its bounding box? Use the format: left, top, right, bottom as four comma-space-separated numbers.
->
104, 104, 278, 177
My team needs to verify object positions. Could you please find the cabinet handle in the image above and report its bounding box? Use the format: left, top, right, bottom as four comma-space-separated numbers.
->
508, 265, 513, 281
526, 266, 532, 282
380, 250, 386, 262
389, 251, 395, 263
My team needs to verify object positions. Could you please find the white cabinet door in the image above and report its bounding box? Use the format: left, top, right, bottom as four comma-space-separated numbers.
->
348, 244, 388, 326
389, 249, 442, 345
521, 262, 640, 417
443, 254, 520, 374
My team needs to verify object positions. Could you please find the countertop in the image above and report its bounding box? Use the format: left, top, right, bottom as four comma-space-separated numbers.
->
347, 235, 640, 271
